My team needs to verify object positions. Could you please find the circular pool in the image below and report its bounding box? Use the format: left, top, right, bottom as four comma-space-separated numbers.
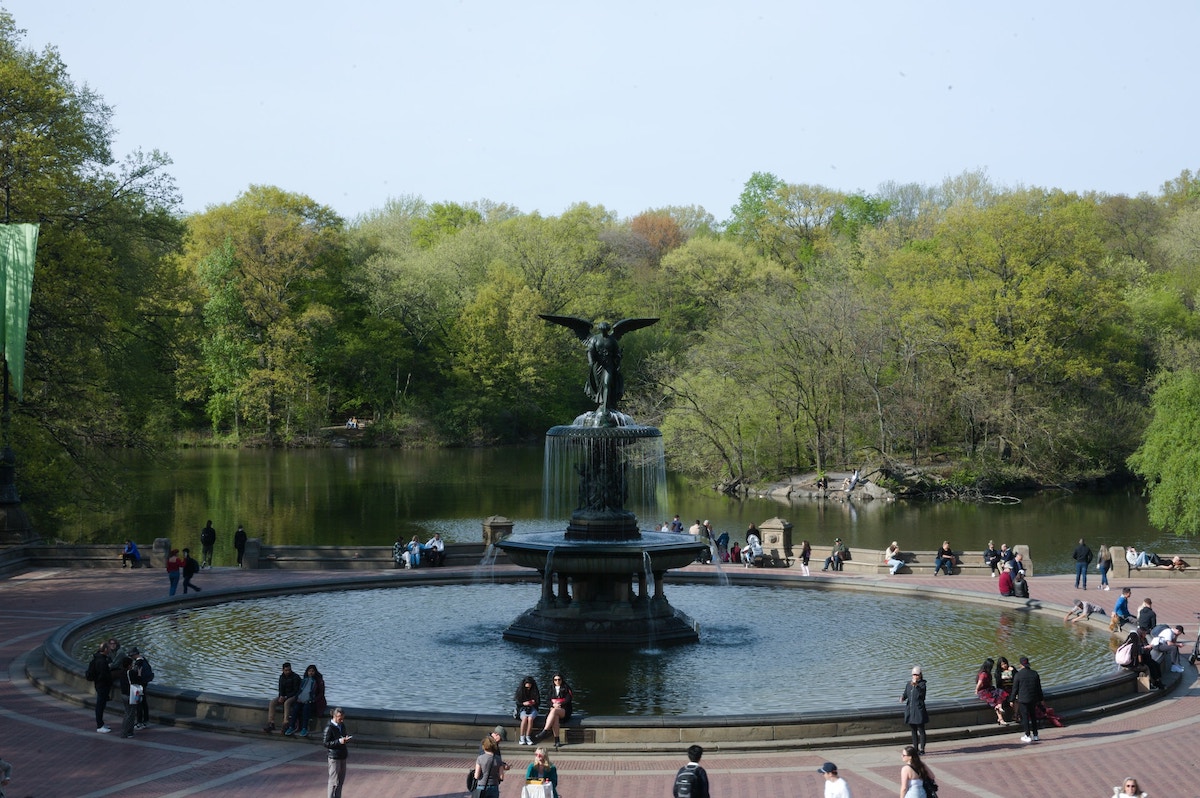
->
71, 577, 1118, 716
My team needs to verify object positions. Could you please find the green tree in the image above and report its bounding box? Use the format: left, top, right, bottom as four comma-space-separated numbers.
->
0, 11, 185, 530
1128, 369, 1200, 535
181, 186, 344, 441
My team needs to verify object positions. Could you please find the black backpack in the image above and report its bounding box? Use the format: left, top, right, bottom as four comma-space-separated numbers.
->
674, 763, 700, 798
184, 556, 200, 577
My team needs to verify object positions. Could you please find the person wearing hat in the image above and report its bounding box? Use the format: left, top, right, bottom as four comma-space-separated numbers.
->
817, 761, 851, 797
998, 561, 1015, 596
1011, 656, 1044, 743
478, 726, 512, 777
901, 666, 928, 754
822, 538, 848, 572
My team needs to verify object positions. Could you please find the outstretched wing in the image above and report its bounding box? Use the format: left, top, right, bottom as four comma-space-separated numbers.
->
610, 317, 659, 339
539, 314, 594, 342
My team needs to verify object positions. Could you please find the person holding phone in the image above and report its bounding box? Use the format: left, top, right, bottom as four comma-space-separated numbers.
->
324, 707, 352, 798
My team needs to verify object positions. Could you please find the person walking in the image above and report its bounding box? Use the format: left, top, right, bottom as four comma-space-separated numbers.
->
166, 548, 184, 596
181, 548, 202, 593
672, 744, 709, 798
1097, 543, 1113, 590
200, 520, 217, 568
1011, 656, 1044, 743
324, 707, 351, 798
901, 666, 928, 754
1072, 538, 1093, 590
233, 524, 247, 567
818, 761, 852, 798
899, 744, 935, 798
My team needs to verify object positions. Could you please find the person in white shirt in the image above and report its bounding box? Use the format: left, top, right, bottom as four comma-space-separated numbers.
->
1150, 625, 1186, 672
817, 761, 851, 798
424, 533, 446, 567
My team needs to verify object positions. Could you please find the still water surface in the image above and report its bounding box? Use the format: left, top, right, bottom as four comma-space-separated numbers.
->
62, 447, 1195, 574
76, 583, 1117, 716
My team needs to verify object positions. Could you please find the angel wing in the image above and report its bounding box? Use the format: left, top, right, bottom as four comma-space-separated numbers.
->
539, 314, 595, 342
610, 317, 659, 339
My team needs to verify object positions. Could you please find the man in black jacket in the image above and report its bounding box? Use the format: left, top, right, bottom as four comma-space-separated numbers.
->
86, 641, 115, 733
1011, 656, 1044, 743
1072, 538, 1093, 590
200, 520, 217, 568
265, 662, 302, 733
128, 647, 154, 730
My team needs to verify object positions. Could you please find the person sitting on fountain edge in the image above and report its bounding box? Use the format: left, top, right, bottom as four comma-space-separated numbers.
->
424, 532, 445, 566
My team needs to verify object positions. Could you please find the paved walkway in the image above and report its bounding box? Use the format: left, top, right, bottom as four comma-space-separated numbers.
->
1, 564, 1198, 797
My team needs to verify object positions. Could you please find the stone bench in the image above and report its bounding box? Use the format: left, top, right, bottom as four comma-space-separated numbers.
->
1118, 546, 1197, 579
831, 546, 1032, 577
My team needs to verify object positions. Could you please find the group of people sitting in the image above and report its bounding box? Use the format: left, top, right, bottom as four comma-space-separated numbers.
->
513, 673, 574, 749
975, 656, 1061, 728
392, 532, 446, 568
264, 661, 327, 736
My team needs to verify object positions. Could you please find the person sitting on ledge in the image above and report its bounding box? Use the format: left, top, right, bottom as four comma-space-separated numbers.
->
885, 542, 905, 575
1013, 570, 1030, 599
121, 540, 142, 568
822, 538, 848, 572
424, 532, 446, 567
983, 540, 1002, 576
933, 540, 956, 576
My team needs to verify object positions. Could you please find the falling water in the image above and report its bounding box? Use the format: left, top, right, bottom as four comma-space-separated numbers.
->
641, 550, 659, 653
542, 428, 667, 522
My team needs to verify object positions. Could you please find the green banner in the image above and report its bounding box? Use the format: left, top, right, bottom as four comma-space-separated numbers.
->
0, 224, 38, 400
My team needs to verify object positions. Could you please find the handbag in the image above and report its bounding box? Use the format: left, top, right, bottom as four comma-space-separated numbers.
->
466, 768, 477, 792
924, 775, 938, 797
1115, 640, 1135, 667
129, 683, 144, 704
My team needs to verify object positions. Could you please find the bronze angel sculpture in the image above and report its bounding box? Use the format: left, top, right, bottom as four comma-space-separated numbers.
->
539, 315, 658, 415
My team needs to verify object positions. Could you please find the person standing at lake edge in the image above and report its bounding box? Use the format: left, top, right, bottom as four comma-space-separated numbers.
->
1097, 543, 1113, 590
901, 666, 928, 754
1072, 538, 1093, 590
233, 524, 247, 567
200, 520, 216, 568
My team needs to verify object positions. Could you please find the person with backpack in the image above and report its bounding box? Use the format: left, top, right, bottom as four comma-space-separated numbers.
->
182, 548, 202, 593
673, 744, 709, 798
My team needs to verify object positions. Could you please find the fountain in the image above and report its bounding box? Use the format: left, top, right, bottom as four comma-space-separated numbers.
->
497, 315, 707, 647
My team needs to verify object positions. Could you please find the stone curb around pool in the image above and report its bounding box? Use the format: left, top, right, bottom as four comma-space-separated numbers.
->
27, 566, 1171, 753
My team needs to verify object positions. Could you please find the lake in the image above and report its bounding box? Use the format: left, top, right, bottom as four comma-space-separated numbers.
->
59, 447, 1196, 574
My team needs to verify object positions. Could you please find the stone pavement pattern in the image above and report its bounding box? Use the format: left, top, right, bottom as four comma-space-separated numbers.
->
2, 565, 1199, 797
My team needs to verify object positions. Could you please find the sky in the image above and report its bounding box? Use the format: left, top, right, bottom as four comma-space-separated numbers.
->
6, 1, 1199, 223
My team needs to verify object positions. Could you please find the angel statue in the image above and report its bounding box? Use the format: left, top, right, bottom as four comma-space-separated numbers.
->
539, 315, 658, 417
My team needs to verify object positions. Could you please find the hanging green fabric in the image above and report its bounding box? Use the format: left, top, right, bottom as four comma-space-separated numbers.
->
0, 224, 38, 400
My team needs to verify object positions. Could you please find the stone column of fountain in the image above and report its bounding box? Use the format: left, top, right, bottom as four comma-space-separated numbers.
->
497, 316, 707, 647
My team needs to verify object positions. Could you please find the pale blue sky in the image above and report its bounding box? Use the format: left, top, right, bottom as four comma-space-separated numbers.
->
7, 1, 1198, 222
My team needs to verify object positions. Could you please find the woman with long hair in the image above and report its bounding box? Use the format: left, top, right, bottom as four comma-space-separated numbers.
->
514, 675, 540, 745
286, 664, 326, 737
1098, 544, 1113, 590
474, 735, 503, 797
533, 673, 573, 748
975, 657, 1003, 724
524, 747, 559, 798
994, 657, 1015, 723
899, 744, 935, 798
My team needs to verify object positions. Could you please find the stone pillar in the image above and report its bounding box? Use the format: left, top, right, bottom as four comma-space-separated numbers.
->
152, 537, 170, 570
759, 517, 794, 561
244, 537, 262, 569
482, 515, 513, 547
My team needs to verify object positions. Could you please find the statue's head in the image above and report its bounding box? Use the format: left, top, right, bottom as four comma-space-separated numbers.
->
597, 322, 612, 334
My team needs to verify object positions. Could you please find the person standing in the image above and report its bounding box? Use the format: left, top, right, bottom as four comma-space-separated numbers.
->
901, 666, 928, 754
200, 520, 217, 568
116, 654, 137, 738
818, 761, 852, 798
672, 744, 709, 798
129, 647, 154, 730
1072, 538, 1093, 590
1097, 543, 1113, 590
233, 524, 247, 567
166, 548, 184, 596
799, 540, 812, 576
0, 756, 11, 796
475, 734, 504, 798
85, 641, 114, 733
323, 707, 351, 798
1011, 656, 1043, 743
181, 548, 202, 593
899, 745, 935, 798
